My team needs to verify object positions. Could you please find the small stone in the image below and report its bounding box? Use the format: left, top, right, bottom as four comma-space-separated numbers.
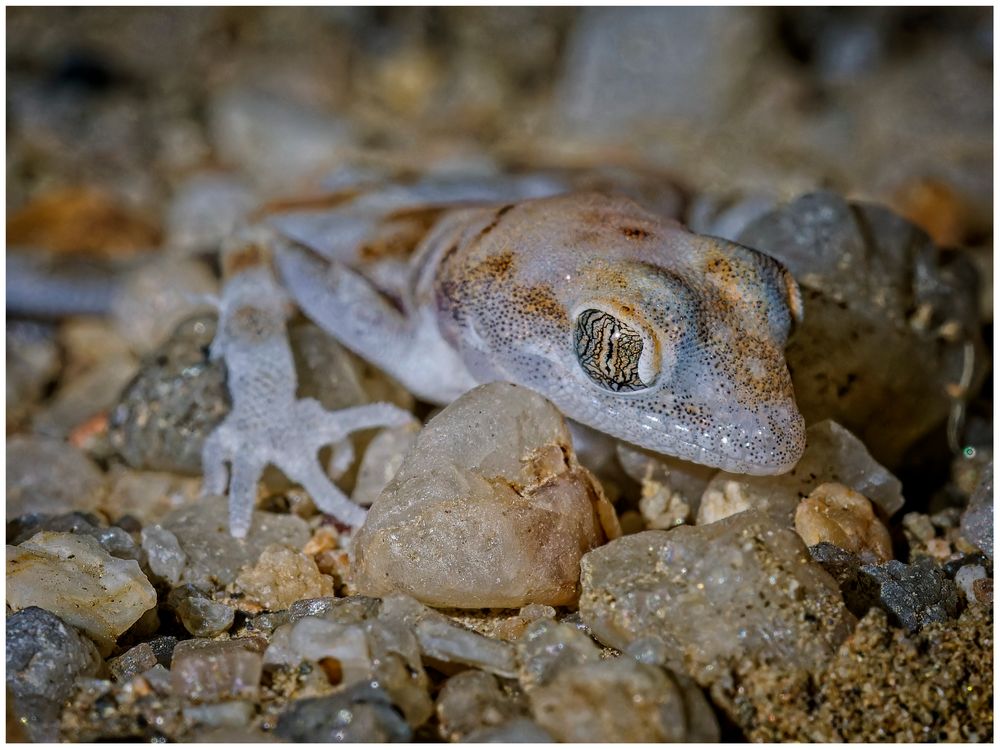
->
436, 670, 525, 741
141, 525, 186, 585
7, 532, 156, 654
176, 595, 236, 638
529, 658, 711, 742
415, 617, 519, 679
235, 544, 334, 611
7, 512, 135, 560
108, 642, 159, 682
161, 496, 310, 588
274, 684, 412, 743
902, 512, 937, 543
698, 420, 903, 526
263, 617, 372, 687
108, 314, 229, 475
351, 423, 420, 508
170, 638, 263, 703
6, 320, 59, 431
857, 557, 961, 632
794, 483, 892, 561
181, 700, 254, 730
110, 256, 218, 353
972, 577, 992, 605
353, 382, 620, 608
954, 564, 988, 602
464, 717, 555, 743
165, 172, 254, 256
6, 437, 105, 519
103, 467, 201, 527
961, 462, 992, 559
6, 607, 103, 742
516, 618, 601, 691
580, 511, 856, 697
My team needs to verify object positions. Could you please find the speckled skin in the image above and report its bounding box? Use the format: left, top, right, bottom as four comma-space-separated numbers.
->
272, 189, 806, 475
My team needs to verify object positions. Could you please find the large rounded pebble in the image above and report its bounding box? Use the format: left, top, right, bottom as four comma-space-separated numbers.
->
698, 420, 903, 526
6, 607, 103, 742
6, 532, 156, 655
160, 496, 310, 588
274, 684, 412, 743
353, 382, 620, 608
580, 511, 857, 689
794, 482, 893, 561
6, 437, 105, 520
529, 658, 714, 742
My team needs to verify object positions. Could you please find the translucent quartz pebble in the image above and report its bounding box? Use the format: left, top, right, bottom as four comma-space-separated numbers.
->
353, 382, 620, 608
529, 658, 717, 743
6, 532, 157, 655
165, 172, 254, 256
699, 420, 903, 526
6, 436, 105, 520
263, 617, 372, 687
516, 618, 601, 692
169, 638, 263, 703
351, 423, 419, 508
464, 717, 555, 743
141, 524, 186, 585
580, 511, 856, 686
234, 544, 333, 611
436, 670, 525, 741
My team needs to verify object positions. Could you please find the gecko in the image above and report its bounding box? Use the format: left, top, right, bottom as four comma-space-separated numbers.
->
205, 168, 806, 536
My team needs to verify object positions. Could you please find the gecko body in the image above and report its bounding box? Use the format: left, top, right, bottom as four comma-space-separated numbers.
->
208, 171, 806, 534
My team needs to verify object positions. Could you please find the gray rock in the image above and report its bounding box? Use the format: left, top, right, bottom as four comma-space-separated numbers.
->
176, 596, 236, 638
436, 670, 525, 741
856, 557, 961, 632
6, 607, 103, 742
739, 192, 985, 468
6, 437, 105, 520
141, 524, 187, 585
161, 495, 310, 588
275, 684, 412, 743
108, 642, 159, 682
579, 511, 856, 692
464, 718, 554, 743
961, 463, 993, 559
6, 319, 60, 431
9, 513, 140, 560
108, 314, 229, 475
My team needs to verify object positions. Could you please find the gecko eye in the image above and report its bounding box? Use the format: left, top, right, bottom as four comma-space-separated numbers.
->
574, 309, 656, 392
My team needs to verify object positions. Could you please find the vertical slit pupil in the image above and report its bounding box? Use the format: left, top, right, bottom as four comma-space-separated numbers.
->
574, 309, 647, 391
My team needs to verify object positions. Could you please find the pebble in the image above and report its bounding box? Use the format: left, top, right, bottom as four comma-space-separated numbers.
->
856, 557, 961, 632
738, 192, 983, 469
7, 531, 157, 654
8, 512, 139, 560
274, 684, 412, 743
529, 658, 716, 742
6, 320, 60, 431
110, 256, 218, 353
516, 618, 601, 691
6, 437, 106, 519
464, 717, 555, 743
108, 642, 159, 682
961, 462, 993, 559
353, 382, 620, 608
173, 592, 236, 637
351, 423, 420, 508
579, 511, 857, 692
954, 564, 988, 602
6, 607, 103, 742
160, 495, 310, 588
235, 544, 334, 611
264, 617, 372, 686
141, 524, 187, 585
108, 314, 229, 475
436, 670, 525, 741
170, 638, 263, 703
698, 420, 903, 526
165, 172, 255, 255
794, 482, 893, 561
181, 700, 255, 730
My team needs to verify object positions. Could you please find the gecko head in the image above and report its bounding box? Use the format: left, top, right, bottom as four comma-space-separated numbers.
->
560, 236, 805, 475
